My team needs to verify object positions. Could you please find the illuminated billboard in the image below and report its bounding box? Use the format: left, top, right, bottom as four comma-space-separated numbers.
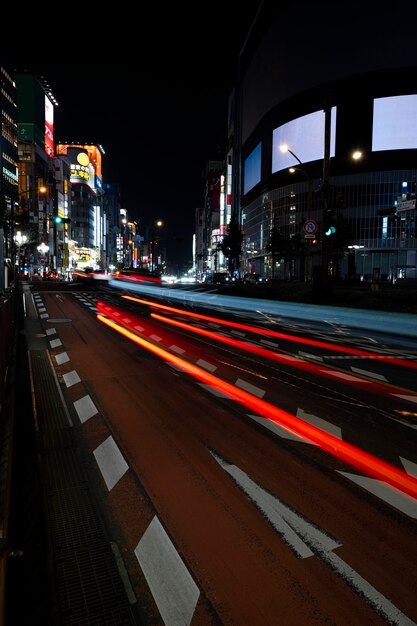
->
57, 147, 96, 190
45, 95, 54, 158
56, 143, 103, 187
272, 108, 337, 173
372, 94, 417, 151
244, 142, 262, 195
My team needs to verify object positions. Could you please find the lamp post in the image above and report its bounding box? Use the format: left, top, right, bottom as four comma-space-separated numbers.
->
15, 184, 47, 274
150, 220, 163, 272
280, 144, 314, 283
37, 242, 50, 276
14, 230, 28, 278
281, 141, 363, 288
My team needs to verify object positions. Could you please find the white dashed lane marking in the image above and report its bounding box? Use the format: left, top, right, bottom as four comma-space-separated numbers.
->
93, 436, 129, 491
73, 394, 98, 423
135, 516, 200, 626
63, 370, 81, 387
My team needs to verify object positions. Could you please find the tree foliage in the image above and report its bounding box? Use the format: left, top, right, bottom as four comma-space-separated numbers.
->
219, 214, 243, 275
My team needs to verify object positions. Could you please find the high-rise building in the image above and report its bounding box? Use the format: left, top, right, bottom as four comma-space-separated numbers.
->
0, 66, 18, 289
15, 71, 58, 276
230, 2, 417, 285
56, 143, 106, 270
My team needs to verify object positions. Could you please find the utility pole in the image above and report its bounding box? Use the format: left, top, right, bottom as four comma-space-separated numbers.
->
313, 91, 332, 302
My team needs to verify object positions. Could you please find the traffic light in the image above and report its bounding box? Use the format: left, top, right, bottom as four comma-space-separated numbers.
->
325, 224, 336, 236
323, 210, 337, 237
54, 216, 71, 225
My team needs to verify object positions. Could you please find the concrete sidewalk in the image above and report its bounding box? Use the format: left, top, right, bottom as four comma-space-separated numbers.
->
5, 284, 139, 625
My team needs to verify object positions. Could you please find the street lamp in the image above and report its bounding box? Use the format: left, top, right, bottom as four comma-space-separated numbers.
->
151, 220, 163, 272
14, 184, 48, 272
14, 230, 28, 278
280, 145, 314, 282
37, 242, 50, 275
281, 144, 363, 285
280, 144, 314, 219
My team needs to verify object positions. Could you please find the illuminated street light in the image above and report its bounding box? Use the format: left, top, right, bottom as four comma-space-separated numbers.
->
281, 144, 363, 286
280, 143, 303, 166
150, 219, 164, 272
37, 242, 49, 255
281, 145, 314, 283
37, 241, 50, 273
14, 230, 27, 247
14, 230, 28, 277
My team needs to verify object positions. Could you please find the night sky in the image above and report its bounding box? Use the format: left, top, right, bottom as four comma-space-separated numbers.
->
6, 5, 259, 266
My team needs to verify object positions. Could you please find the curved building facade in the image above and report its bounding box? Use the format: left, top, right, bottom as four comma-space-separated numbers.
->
234, 2, 417, 283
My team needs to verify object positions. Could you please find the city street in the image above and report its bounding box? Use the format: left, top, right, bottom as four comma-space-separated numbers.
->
15, 281, 417, 625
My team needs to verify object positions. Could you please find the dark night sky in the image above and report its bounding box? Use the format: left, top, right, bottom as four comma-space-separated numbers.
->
6, 5, 260, 266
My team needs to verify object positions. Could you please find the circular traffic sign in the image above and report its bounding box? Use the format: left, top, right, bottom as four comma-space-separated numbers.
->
303, 220, 317, 235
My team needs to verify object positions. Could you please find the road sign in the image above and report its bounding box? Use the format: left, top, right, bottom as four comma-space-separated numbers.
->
396, 200, 415, 213
303, 220, 317, 235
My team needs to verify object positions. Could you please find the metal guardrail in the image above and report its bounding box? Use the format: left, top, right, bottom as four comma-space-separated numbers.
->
0, 280, 19, 625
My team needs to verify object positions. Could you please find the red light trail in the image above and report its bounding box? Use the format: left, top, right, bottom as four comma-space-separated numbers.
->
97, 307, 417, 501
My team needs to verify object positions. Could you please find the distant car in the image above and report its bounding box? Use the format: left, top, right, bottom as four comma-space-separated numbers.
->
42, 271, 60, 281
243, 273, 264, 285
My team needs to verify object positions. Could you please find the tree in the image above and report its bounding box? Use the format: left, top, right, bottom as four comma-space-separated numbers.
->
284, 233, 307, 281
219, 214, 243, 276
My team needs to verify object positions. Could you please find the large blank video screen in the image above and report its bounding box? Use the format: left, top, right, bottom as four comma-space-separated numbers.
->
243, 142, 262, 194
372, 94, 417, 151
272, 108, 336, 173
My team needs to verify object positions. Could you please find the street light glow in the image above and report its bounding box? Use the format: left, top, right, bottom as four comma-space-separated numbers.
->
37, 242, 50, 255
14, 231, 27, 247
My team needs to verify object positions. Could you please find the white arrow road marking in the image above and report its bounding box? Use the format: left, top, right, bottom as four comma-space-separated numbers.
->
338, 471, 417, 518
212, 452, 340, 559
212, 452, 416, 625
135, 516, 200, 626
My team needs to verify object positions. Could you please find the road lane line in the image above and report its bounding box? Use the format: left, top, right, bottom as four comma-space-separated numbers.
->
135, 516, 200, 626
93, 436, 129, 491
214, 453, 416, 625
